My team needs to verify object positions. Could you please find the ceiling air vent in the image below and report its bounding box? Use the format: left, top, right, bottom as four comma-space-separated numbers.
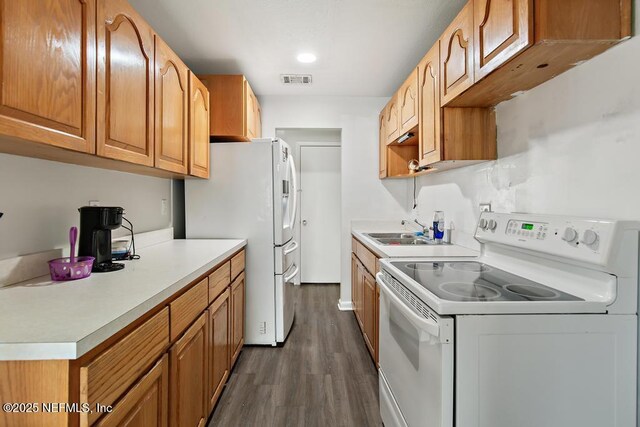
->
281, 74, 312, 85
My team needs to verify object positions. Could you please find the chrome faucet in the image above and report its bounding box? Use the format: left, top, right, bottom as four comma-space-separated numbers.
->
401, 219, 428, 234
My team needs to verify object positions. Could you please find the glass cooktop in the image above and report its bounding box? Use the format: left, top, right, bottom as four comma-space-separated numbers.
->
391, 261, 583, 302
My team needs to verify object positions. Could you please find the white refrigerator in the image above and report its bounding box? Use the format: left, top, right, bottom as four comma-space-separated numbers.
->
185, 138, 298, 345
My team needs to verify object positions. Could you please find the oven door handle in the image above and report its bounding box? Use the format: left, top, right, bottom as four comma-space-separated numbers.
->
377, 273, 440, 342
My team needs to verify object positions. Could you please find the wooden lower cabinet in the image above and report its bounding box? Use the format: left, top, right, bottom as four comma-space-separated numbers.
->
169, 314, 207, 427
207, 289, 230, 412
362, 270, 376, 357
0, 248, 246, 427
351, 238, 379, 365
95, 355, 168, 427
230, 272, 245, 367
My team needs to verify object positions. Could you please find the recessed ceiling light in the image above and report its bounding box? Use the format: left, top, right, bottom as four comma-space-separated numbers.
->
297, 53, 317, 63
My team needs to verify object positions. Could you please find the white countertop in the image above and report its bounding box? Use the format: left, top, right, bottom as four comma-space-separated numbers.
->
0, 239, 246, 361
352, 228, 479, 258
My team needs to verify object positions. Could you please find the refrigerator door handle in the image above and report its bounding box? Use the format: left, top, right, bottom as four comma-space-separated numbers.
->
284, 240, 298, 255
289, 156, 298, 230
284, 263, 299, 282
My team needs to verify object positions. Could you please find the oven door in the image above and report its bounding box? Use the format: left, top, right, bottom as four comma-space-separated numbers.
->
377, 272, 454, 427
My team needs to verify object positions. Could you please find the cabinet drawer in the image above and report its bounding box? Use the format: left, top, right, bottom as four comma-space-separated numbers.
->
208, 261, 231, 304
94, 354, 168, 427
352, 237, 358, 253
230, 249, 245, 280
170, 278, 208, 341
80, 308, 169, 427
356, 241, 377, 276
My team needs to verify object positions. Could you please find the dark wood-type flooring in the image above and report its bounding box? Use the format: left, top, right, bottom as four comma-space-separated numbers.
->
209, 284, 382, 426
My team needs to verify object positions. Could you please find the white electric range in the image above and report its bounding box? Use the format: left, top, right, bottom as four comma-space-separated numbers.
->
377, 212, 638, 427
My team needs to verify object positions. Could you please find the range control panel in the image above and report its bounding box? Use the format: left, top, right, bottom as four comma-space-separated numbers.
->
506, 220, 548, 241
475, 212, 621, 266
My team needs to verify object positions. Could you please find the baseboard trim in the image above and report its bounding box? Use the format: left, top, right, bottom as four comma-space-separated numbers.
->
337, 299, 353, 311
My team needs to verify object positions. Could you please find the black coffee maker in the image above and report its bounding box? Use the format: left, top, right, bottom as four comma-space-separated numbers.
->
78, 206, 125, 272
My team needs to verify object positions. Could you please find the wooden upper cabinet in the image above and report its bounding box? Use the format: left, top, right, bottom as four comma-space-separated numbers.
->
169, 313, 207, 427
188, 73, 210, 178
474, 0, 533, 81
256, 101, 263, 138
97, 0, 155, 166
154, 36, 188, 174
440, 1, 474, 106
244, 81, 257, 139
378, 112, 387, 179
198, 74, 262, 142
384, 99, 399, 145
418, 42, 442, 167
0, 0, 96, 153
450, 0, 630, 107
398, 70, 419, 134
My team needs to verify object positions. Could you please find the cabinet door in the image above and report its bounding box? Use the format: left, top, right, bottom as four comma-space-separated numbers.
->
375, 282, 380, 366
169, 314, 207, 427
440, 1, 474, 105
230, 272, 245, 367
384, 98, 399, 144
362, 271, 376, 357
351, 254, 359, 322
378, 112, 387, 179
398, 70, 419, 134
244, 81, 257, 140
97, 0, 155, 166
256, 101, 263, 138
0, 0, 96, 153
188, 73, 210, 178
207, 289, 230, 412
355, 261, 364, 329
154, 36, 188, 174
95, 355, 168, 427
418, 42, 442, 166
474, 0, 533, 81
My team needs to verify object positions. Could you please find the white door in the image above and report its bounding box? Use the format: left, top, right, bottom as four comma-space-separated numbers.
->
300, 145, 341, 283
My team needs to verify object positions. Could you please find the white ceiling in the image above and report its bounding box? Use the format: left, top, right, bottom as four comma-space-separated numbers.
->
128, 0, 466, 97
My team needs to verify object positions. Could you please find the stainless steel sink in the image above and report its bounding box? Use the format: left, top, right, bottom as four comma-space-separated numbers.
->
366, 232, 417, 239
376, 238, 432, 245
364, 233, 447, 246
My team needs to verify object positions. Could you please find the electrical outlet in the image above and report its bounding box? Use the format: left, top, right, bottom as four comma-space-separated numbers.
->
479, 203, 492, 213
259, 321, 267, 334
89, 200, 100, 206
161, 199, 168, 216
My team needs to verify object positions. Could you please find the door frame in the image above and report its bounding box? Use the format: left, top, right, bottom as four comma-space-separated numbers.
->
298, 142, 342, 284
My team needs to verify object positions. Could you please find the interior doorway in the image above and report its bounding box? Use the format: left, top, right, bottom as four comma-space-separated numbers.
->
299, 144, 341, 283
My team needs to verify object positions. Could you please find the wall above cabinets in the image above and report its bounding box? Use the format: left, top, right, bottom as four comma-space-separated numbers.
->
0, 0, 210, 180
197, 75, 262, 142
380, 0, 631, 179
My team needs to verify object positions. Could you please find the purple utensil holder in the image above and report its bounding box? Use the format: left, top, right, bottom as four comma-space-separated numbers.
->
48, 256, 95, 281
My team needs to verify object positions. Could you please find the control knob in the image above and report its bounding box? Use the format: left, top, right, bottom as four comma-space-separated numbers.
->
478, 219, 488, 230
581, 229, 599, 246
487, 219, 497, 231
562, 227, 578, 243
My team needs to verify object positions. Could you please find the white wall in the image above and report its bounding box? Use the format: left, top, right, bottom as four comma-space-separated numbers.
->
412, 9, 640, 236
0, 154, 172, 260
261, 96, 410, 304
